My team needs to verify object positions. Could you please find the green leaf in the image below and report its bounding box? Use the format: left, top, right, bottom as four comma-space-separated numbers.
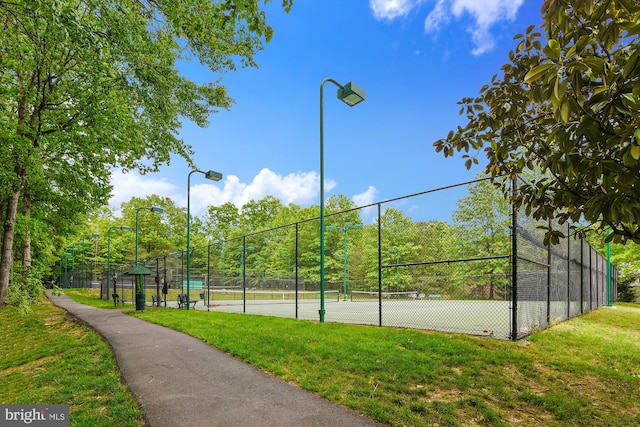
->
559, 97, 571, 124
543, 39, 561, 60
631, 146, 640, 160
524, 63, 554, 84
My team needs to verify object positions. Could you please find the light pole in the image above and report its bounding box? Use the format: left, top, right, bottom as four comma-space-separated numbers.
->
80, 233, 99, 288
187, 169, 222, 309
135, 206, 164, 310
328, 222, 363, 301
66, 247, 78, 287
319, 78, 366, 321
281, 253, 291, 288
456, 241, 466, 300
79, 242, 89, 288
108, 226, 131, 301
389, 248, 400, 293
606, 231, 612, 307
61, 253, 72, 287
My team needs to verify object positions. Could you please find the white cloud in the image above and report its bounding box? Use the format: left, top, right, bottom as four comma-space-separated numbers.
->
109, 168, 338, 216
353, 186, 378, 208
424, 0, 449, 32
352, 186, 378, 223
109, 171, 178, 210
446, 0, 525, 55
371, 0, 525, 56
369, 0, 422, 21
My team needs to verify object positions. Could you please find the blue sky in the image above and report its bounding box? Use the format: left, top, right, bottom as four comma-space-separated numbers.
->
110, 0, 542, 221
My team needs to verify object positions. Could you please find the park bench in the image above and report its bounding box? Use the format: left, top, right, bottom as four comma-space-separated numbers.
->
177, 294, 198, 309
112, 293, 126, 307
428, 294, 442, 300
152, 294, 164, 307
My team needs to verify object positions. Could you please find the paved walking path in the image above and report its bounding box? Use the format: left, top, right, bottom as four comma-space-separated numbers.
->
46, 291, 381, 427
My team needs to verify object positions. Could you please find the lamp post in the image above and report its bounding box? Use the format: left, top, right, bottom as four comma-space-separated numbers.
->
66, 247, 78, 287
281, 253, 291, 288
80, 233, 99, 288
456, 241, 465, 300
61, 253, 72, 287
108, 226, 131, 301
135, 206, 164, 310
319, 78, 366, 321
186, 169, 222, 309
606, 231, 612, 307
328, 222, 362, 301
389, 248, 400, 293
79, 242, 89, 288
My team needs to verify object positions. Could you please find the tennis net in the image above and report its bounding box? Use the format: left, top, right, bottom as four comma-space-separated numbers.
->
350, 290, 419, 301
210, 289, 340, 303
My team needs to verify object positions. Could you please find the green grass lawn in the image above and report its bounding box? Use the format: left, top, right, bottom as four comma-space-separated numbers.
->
0, 294, 144, 427
130, 303, 640, 426
7, 288, 639, 426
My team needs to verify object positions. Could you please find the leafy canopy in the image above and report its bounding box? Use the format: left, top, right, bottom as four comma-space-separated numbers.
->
434, 0, 640, 244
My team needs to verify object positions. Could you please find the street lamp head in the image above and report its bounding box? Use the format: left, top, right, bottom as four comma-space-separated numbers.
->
389, 248, 398, 254
204, 170, 223, 181
327, 226, 337, 231
150, 206, 164, 213
337, 82, 365, 107
120, 226, 132, 231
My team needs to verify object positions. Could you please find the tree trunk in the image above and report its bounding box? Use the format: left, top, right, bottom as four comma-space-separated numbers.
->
0, 171, 26, 306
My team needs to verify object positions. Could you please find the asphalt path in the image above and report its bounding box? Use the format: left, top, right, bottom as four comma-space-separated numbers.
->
46, 291, 381, 427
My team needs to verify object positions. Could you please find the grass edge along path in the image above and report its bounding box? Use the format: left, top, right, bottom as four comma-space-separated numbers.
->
134, 304, 640, 426
65, 289, 639, 426
0, 297, 145, 427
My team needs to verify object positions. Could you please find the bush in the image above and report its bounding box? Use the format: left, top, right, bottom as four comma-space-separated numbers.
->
617, 272, 639, 303
7, 263, 44, 314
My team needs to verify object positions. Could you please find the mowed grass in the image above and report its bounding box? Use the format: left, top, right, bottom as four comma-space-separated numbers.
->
65, 290, 640, 425
0, 295, 144, 427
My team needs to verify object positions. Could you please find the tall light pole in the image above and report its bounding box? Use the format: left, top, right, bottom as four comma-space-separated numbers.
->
61, 253, 72, 287
135, 206, 164, 310
328, 222, 362, 301
66, 247, 78, 287
319, 78, 366, 321
606, 230, 612, 307
187, 169, 222, 309
81, 233, 99, 288
456, 241, 466, 300
108, 226, 131, 301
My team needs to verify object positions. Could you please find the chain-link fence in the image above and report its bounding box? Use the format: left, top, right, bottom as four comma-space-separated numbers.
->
67, 177, 616, 339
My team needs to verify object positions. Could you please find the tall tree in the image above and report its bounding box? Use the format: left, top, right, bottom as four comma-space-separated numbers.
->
452, 178, 511, 298
434, 0, 640, 245
0, 0, 291, 305
204, 202, 241, 243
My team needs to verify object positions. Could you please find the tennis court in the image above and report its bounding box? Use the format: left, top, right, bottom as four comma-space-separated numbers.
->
97, 177, 615, 340
201, 289, 514, 338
